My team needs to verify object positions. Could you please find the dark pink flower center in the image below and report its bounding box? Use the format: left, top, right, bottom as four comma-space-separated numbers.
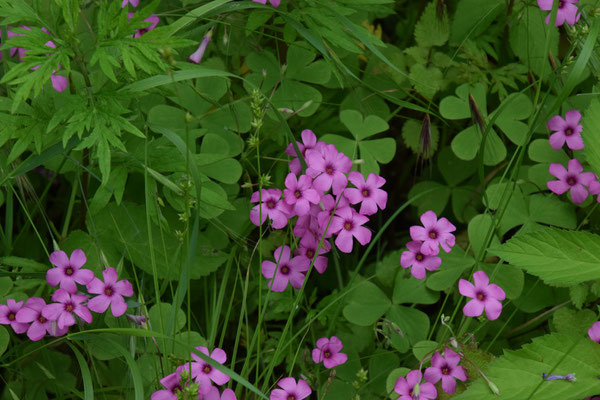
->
565, 127, 573, 136
362, 189, 370, 197
324, 350, 331, 358
38, 315, 47, 323
476, 291, 486, 301
8, 313, 15, 321
567, 176, 577, 186
65, 303, 74, 312
429, 231, 437, 239
280, 265, 290, 275
287, 396, 296, 400
441, 366, 450, 375
266, 200, 276, 209
306, 249, 315, 259
344, 221, 353, 231
203, 365, 212, 373
415, 253, 424, 261
325, 165, 334, 175
65, 267, 74, 276
294, 190, 302, 199
104, 286, 113, 296
559, 0, 565, 8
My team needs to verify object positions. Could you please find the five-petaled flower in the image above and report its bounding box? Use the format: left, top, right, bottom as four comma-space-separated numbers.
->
0, 299, 29, 334
409, 210, 456, 255
15, 297, 67, 341
178, 346, 230, 389
394, 370, 437, 400
328, 206, 372, 253
42, 289, 92, 329
296, 233, 330, 274
262, 245, 308, 292
283, 173, 321, 216
270, 377, 311, 400
46, 249, 95, 294
548, 110, 584, 150
547, 159, 596, 204
312, 336, 348, 369
306, 143, 352, 196
459, 270, 506, 321
400, 240, 442, 279
344, 171, 387, 215
537, 0, 580, 26
151, 372, 184, 400
86, 267, 134, 317
250, 189, 290, 229
286, 129, 321, 175
424, 348, 468, 394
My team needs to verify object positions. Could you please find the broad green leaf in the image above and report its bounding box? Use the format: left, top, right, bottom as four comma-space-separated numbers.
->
343, 279, 391, 326
340, 110, 389, 141
412, 340, 439, 362
149, 302, 186, 334
490, 228, 600, 285
437, 146, 477, 186
440, 83, 488, 120
552, 307, 597, 338
0, 325, 8, 356
393, 275, 439, 305
409, 64, 443, 99
481, 263, 524, 300
455, 333, 600, 400
583, 99, 600, 177
401, 119, 440, 160
450, 0, 505, 45
358, 138, 396, 174
451, 125, 507, 165
426, 246, 475, 291
509, 6, 559, 80
368, 349, 399, 395
375, 250, 402, 288
414, 2, 449, 48
468, 213, 500, 258
528, 139, 569, 164
386, 368, 411, 394
492, 93, 532, 145
408, 181, 451, 215
386, 305, 430, 353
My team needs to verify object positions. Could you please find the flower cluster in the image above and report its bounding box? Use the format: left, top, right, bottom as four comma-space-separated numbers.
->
0, 249, 134, 341
395, 347, 468, 399
252, 129, 387, 291
152, 346, 234, 400
545, 110, 600, 205
400, 210, 456, 279
537, 0, 580, 26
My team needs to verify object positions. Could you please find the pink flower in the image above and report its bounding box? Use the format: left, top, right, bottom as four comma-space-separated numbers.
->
283, 173, 321, 216
252, 0, 281, 7
129, 13, 159, 38
50, 74, 68, 92
286, 129, 321, 175
42, 289, 92, 329
312, 336, 348, 369
293, 204, 322, 238
316, 194, 349, 234
270, 377, 311, 400
126, 313, 147, 326
424, 348, 467, 394
329, 206, 371, 253
547, 159, 596, 204
15, 297, 68, 341
178, 346, 230, 389
122, 0, 140, 7
409, 210, 456, 255
400, 240, 442, 279
344, 171, 387, 215
201, 387, 237, 400
459, 270, 506, 321
548, 110, 584, 150
262, 246, 309, 292
46, 249, 95, 293
86, 267, 133, 317
588, 321, 600, 343
538, 0, 580, 26
250, 189, 290, 229
151, 372, 183, 400
189, 32, 212, 64
306, 144, 352, 195
0, 299, 29, 334
296, 233, 330, 274
394, 370, 437, 400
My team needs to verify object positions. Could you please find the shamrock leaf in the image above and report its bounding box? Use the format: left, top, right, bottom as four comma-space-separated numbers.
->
321, 110, 395, 175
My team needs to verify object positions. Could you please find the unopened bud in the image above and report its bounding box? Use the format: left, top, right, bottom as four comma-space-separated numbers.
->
487, 380, 500, 396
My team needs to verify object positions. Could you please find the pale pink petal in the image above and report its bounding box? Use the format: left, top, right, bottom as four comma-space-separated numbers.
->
41, 303, 63, 321
15, 307, 38, 323
548, 180, 570, 195
410, 226, 428, 241
410, 264, 426, 279
547, 114, 567, 131
57, 312, 75, 329
424, 366, 442, 384
472, 270, 490, 289
52, 289, 71, 303
277, 377, 297, 392
570, 184, 588, 204
269, 389, 288, 400
262, 261, 276, 279
103, 267, 119, 285
549, 163, 568, 180
49, 251, 69, 268
74, 268, 94, 285
208, 368, 230, 385
86, 277, 105, 294
88, 295, 110, 314
406, 370, 422, 387
69, 249, 87, 269
295, 379, 312, 399
487, 283, 506, 301
565, 133, 584, 150
444, 348, 461, 366
463, 299, 484, 317
115, 279, 134, 297
46, 268, 63, 287
353, 226, 372, 246
400, 250, 416, 269
568, 158, 583, 174
420, 211, 438, 228
484, 298, 503, 320
441, 375, 457, 394
452, 365, 468, 381
27, 321, 47, 341
221, 388, 237, 400
549, 132, 566, 150
335, 230, 354, 253
269, 273, 289, 292
74, 305, 93, 323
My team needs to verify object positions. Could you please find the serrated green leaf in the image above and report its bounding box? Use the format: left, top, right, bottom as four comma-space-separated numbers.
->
414, 2, 449, 48
490, 228, 600, 286
455, 333, 600, 400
